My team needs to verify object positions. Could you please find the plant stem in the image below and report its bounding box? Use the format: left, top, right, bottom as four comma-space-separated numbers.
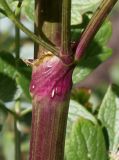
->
29, 55, 73, 160
20, 107, 32, 117
14, 100, 21, 160
75, 0, 118, 61
15, 25, 20, 59
14, 119, 21, 160
0, 101, 18, 118
15, 1, 21, 59
61, 0, 71, 54
0, 0, 59, 56
29, 1, 74, 160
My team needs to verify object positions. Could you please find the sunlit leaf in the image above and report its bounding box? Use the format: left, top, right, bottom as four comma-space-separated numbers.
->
65, 118, 107, 160
98, 84, 119, 152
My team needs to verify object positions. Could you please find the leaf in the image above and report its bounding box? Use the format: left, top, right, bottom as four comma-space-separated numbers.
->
71, 0, 102, 24
0, 52, 17, 102
0, 52, 16, 78
69, 100, 97, 123
0, 73, 17, 102
0, 0, 18, 19
98, 84, 119, 152
65, 118, 107, 160
16, 59, 32, 101
73, 20, 112, 84
67, 100, 97, 136
0, 52, 31, 101
21, 0, 34, 21
0, 102, 8, 132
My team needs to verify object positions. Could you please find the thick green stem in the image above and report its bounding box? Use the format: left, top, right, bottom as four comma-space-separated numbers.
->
75, 0, 118, 60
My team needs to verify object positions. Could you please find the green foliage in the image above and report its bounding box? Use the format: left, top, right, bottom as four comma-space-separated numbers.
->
98, 85, 119, 152
71, 0, 101, 24
67, 99, 97, 136
65, 119, 107, 160
16, 59, 32, 101
73, 20, 112, 84
0, 52, 17, 102
0, 0, 119, 160
0, 52, 31, 102
0, 0, 34, 20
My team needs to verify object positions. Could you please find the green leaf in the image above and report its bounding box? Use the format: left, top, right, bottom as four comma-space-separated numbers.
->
69, 100, 97, 124
16, 59, 32, 101
0, 73, 17, 102
65, 118, 107, 160
67, 100, 97, 137
0, 52, 31, 101
73, 20, 112, 84
0, 0, 18, 18
98, 84, 119, 152
0, 52, 17, 102
21, 0, 34, 21
0, 52, 16, 78
71, 0, 102, 24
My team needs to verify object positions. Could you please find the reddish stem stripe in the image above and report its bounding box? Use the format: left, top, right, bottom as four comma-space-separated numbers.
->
29, 55, 74, 160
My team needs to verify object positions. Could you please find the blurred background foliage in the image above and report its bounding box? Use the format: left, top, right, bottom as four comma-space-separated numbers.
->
0, 0, 119, 160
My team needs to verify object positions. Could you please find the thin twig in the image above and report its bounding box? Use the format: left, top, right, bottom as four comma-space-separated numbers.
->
14, 100, 21, 160
0, 101, 18, 118
20, 107, 32, 117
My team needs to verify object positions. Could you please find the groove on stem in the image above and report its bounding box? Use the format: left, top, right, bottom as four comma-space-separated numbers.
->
61, 0, 71, 55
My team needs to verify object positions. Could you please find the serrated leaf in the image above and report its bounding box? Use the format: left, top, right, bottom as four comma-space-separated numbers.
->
73, 20, 112, 84
65, 118, 107, 160
98, 84, 119, 152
